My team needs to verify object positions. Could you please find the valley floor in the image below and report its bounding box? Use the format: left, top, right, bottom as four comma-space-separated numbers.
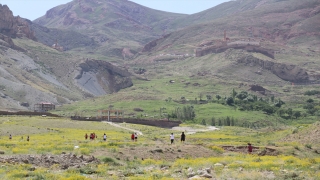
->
0, 116, 319, 179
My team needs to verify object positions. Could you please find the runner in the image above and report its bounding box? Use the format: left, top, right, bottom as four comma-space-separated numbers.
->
180, 132, 186, 143
134, 133, 138, 142
248, 143, 253, 154
170, 133, 174, 144
103, 133, 107, 141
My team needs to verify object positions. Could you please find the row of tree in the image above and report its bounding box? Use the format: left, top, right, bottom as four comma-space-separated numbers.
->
166, 89, 319, 123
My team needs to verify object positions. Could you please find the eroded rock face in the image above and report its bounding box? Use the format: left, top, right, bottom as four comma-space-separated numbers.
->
75, 59, 133, 96
0, 4, 36, 50
237, 55, 310, 83
141, 34, 171, 52
0, 4, 36, 40
0, 4, 18, 38
196, 44, 274, 59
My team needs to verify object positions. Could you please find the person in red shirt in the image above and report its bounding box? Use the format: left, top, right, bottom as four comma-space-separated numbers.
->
131, 133, 135, 141
248, 143, 253, 154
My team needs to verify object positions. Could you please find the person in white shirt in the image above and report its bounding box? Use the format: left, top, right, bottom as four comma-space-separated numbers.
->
134, 133, 138, 142
170, 133, 174, 144
103, 133, 107, 141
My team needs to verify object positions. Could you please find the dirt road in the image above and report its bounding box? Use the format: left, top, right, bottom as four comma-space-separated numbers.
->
103, 121, 143, 135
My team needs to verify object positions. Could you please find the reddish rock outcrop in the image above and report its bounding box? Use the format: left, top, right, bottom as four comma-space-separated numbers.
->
0, 4, 18, 38
0, 4, 36, 40
0, 4, 36, 51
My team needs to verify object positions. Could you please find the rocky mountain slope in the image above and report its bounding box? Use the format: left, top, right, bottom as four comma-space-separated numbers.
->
135, 0, 320, 84
0, 4, 133, 111
1, 0, 320, 112
33, 0, 186, 59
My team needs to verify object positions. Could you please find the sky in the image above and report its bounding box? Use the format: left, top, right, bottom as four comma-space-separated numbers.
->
0, 0, 229, 21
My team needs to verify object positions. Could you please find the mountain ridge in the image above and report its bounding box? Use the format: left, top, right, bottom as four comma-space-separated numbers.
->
1, 0, 320, 112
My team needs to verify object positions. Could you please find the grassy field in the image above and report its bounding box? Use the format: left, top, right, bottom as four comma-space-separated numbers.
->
0, 116, 319, 179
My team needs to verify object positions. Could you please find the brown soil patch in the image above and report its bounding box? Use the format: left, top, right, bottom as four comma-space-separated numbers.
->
93, 143, 218, 161
0, 153, 99, 170
221, 145, 279, 156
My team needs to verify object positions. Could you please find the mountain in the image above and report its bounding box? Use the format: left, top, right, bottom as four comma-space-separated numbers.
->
136, 0, 320, 84
1, 0, 320, 113
0, 4, 133, 111
33, 0, 186, 59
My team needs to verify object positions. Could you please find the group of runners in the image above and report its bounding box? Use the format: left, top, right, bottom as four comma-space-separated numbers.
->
10, 131, 253, 153
83, 132, 187, 144
84, 133, 98, 140
9, 134, 29, 141
131, 133, 138, 141
170, 132, 186, 144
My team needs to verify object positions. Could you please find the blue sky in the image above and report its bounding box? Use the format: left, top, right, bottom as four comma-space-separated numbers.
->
0, 0, 229, 20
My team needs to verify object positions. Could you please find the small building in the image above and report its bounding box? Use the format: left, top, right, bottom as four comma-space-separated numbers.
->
52, 40, 64, 51
34, 102, 55, 112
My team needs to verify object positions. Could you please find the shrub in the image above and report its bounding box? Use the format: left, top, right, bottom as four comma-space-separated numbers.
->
304, 90, 320, 96
305, 144, 312, 149
209, 146, 224, 154
133, 108, 144, 112
102, 157, 116, 164
80, 148, 90, 155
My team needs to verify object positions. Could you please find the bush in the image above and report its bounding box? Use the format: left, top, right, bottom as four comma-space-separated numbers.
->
305, 144, 312, 149
304, 90, 320, 96
102, 157, 116, 163
209, 146, 224, 154
226, 97, 234, 105
80, 148, 90, 155
133, 108, 144, 112
79, 165, 97, 174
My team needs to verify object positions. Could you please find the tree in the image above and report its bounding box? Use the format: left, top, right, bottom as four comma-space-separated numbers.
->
201, 119, 206, 125
293, 111, 301, 119
231, 89, 237, 100
226, 97, 234, 105
271, 96, 275, 103
277, 108, 285, 117
262, 105, 275, 114
211, 117, 216, 126
199, 93, 203, 101
236, 91, 248, 100
206, 95, 212, 101
175, 106, 196, 121
303, 103, 316, 115
287, 108, 293, 119
245, 95, 255, 102
165, 97, 172, 102
306, 98, 314, 103
226, 116, 231, 126
274, 98, 285, 108
231, 117, 235, 126
216, 95, 221, 101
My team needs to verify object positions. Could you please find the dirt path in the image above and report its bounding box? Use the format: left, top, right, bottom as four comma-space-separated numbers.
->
103, 121, 143, 135
103, 122, 220, 136
172, 126, 220, 134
